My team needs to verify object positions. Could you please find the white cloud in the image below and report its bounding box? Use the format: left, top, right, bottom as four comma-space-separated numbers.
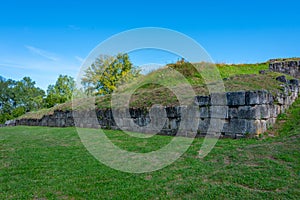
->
75, 56, 84, 63
0, 62, 27, 70
25, 45, 59, 61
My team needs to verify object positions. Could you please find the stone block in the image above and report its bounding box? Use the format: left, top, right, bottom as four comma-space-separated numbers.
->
276, 75, 288, 83
210, 106, 228, 119
210, 93, 227, 106
199, 106, 209, 118
226, 91, 246, 106
166, 106, 181, 118
194, 96, 210, 106
224, 119, 255, 134
245, 90, 270, 105
208, 119, 227, 132
198, 118, 210, 133
290, 79, 299, 86
169, 118, 179, 130
237, 106, 260, 119
228, 107, 238, 118
258, 105, 270, 119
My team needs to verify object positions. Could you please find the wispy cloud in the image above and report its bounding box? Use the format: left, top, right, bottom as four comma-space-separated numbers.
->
68, 25, 80, 30
25, 45, 59, 61
0, 61, 28, 70
75, 56, 84, 63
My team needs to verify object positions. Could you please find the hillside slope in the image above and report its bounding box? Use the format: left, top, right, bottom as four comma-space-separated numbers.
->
18, 62, 293, 120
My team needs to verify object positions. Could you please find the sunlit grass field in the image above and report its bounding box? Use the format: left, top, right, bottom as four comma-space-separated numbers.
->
1, 99, 300, 199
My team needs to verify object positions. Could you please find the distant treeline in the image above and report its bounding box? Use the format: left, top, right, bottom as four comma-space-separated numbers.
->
0, 53, 140, 123
0, 75, 75, 123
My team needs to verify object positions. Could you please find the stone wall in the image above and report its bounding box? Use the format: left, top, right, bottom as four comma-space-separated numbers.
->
10, 79, 299, 138
269, 60, 300, 78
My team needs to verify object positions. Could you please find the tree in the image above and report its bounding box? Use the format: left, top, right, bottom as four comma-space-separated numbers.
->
0, 76, 14, 119
81, 53, 140, 96
0, 76, 45, 123
13, 77, 45, 112
45, 75, 75, 108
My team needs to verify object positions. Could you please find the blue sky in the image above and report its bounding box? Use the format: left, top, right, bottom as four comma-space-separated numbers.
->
0, 0, 299, 90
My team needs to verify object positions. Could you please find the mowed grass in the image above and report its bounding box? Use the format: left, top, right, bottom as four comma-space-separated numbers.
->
1, 99, 300, 199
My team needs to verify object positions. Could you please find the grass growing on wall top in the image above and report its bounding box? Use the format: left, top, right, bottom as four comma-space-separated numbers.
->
18, 62, 291, 119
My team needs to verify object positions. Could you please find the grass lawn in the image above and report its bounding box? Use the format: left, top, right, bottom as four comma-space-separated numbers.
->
1, 100, 300, 199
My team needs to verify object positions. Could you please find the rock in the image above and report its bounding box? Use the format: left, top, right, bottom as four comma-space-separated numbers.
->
226, 91, 246, 106
245, 90, 270, 105
210, 106, 228, 119
4, 120, 16, 126
210, 93, 227, 106
166, 106, 181, 118
199, 106, 209, 118
258, 105, 271, 119
259, 70, 267, 74
276, 75, 288, 83
237, 106, 260, 119
290, 79, 299, 86
194, 96, 210, 106
198, 118, 210, 134
228, 107, 238, 118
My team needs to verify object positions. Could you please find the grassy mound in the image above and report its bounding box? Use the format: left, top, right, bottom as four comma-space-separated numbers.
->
19, 62, 294, 119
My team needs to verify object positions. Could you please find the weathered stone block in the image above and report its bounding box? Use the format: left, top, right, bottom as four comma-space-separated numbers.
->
245, 90, 270, 105
66, 118, 74, 126
194, 96, 210, 106
290, 79, 299, 86
210, 106, 228, 119
169, 119, 180, 130
226, 91, 245, 106
199, 106, 209, 118
224, 119, 253, 134
198, 118, 210, 133
228, 107, 238, 118
258, 105, 270, 119
166, 107, 181, 118
276, 75, 288, 83
237, 106, 260, 119
210, 93, 227, 106
208, 119, 227, 132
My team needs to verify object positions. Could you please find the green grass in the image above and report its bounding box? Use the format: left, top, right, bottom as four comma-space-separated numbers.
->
19, 61, 291, 119
217, 63, 268, 78
1, 98, 300, 199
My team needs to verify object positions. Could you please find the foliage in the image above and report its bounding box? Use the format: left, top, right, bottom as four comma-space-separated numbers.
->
81, 53, 140, 96
0, 76, 45, 123
45, 75, 75, 108
0, 74, 77, 123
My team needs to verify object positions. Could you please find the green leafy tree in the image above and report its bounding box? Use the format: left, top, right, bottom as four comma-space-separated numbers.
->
0, 76, 45, 123
81, 53, 140, 96
13, 77, 45, 112
0, 77, 14, 123
45, 75, 75, 108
